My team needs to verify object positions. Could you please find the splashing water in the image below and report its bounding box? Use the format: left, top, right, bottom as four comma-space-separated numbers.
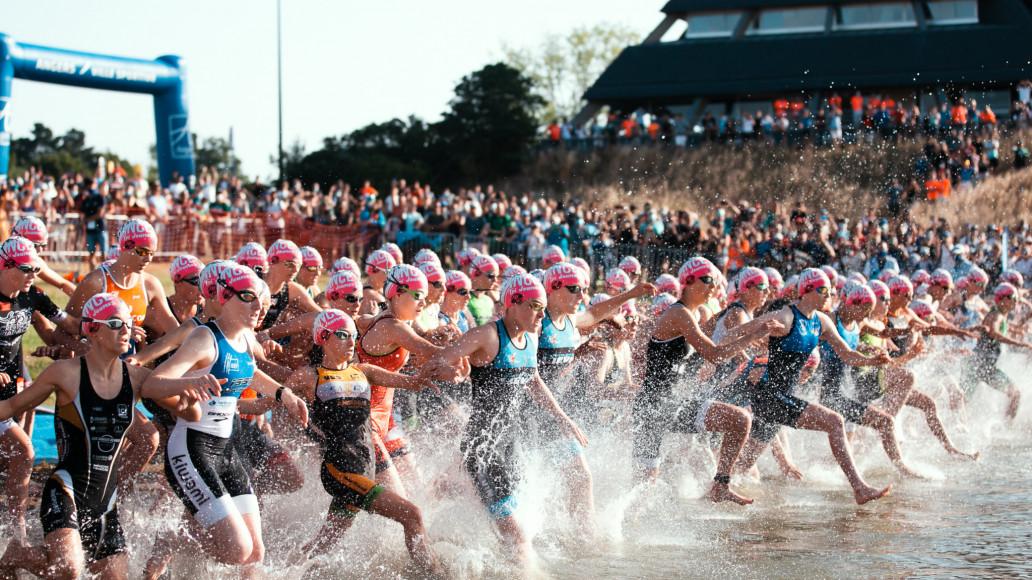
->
3, 349, 1031, 578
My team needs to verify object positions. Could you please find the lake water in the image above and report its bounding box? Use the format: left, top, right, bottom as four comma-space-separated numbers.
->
8, 352, 1032, 578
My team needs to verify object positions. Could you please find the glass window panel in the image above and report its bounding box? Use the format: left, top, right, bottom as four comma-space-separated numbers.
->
684, 12, 741, 38
927, 0, 978, 24
837, 3, 916, 29
747, 7, 827, 34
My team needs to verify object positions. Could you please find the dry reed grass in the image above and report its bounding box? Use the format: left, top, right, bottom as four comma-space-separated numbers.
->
511, 131, 1032, 226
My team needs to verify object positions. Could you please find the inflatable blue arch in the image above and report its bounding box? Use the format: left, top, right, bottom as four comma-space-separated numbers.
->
0, 33, 196, 186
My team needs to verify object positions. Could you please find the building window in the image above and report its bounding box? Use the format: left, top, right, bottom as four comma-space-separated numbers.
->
747, 7, 827, 35
836, 3, 917, 30
927, 0, 978, 24
683, 12, 741, 38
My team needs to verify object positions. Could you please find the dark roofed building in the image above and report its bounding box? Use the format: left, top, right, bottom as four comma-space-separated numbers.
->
575, 0, 1032, 124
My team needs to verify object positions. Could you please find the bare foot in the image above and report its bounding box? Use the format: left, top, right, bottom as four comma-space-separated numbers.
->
709, 483, 754, 506
951, 449, 980, 461
780, 464, 805, 480
894, 463, 925, 479
854, 484, 892, 505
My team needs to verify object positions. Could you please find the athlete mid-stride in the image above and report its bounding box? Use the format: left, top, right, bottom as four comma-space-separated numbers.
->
285, 310, 459, 577
0, 294, 146, 580
140, 264, 308, 573
437, 272, 587, 570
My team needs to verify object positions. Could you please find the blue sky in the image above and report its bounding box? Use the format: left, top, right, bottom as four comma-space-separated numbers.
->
4, 0, 663, 180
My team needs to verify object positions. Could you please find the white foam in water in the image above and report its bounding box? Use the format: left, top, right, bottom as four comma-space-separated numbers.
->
4, 345, 1032, 577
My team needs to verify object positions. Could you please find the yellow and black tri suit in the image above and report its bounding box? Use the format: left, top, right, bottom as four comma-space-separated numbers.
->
312, 365, 384, 516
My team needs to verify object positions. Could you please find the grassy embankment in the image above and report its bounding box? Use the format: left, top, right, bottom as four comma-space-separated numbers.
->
520, 131, 1032, 225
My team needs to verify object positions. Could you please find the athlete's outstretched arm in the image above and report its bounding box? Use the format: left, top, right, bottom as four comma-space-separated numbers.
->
37, 264, 76, 296
262, 311, 319, 341
575, 283, 656, 328
0, 360, 73, 421
527, 372, 587, 447
128, 323, 194, 366
249, 368, 309, 427
818, 311, 891, 366
141, 327, 220, 401
290, 282, 323, 313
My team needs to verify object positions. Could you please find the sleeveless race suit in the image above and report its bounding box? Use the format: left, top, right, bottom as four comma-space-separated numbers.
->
966, 310, 1012, 392
100, 265, 148, 352
528, 309, 583, 453
164, 321, 257, 527
462, 319, 537, 517
438, 309, 472, 335
0, 286, 64, 436
468, 291, 496, 327
311, 365, 384, 515
710, 302, 753, 405
41, 359, 135, 562
819, 314, 870, 424
751, 304, 820, 442
632, 303, 712, 471
356, 315, 410, 470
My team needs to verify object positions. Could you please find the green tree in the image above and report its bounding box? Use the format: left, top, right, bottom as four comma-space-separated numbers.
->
503, 23, 638, 122
432, 63, 543, 182
193, 135, 243, 176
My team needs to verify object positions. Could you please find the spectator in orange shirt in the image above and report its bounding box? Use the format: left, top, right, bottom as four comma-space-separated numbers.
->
951, 103, 968, 127
547, 120, 561, 143
979, 105, 997, 127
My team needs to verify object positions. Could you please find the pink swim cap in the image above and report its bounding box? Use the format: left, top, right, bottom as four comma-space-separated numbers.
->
678, 257, 719, 286
542, 245, 566, 268
619, 256, 642, 276
1001, 269, 1024, 288
12, 216, 48, 246
888, 275, 913, 297
82, 293, 131, 333
502, 265, 527, 281
966, 267, 989, 286
605, 268, 631, 292
571, 257, 591, 276
654, 273, 680, 296
365, 249, 397, 275
199, 261, 230, 301
652, 293, 678, 317
764, 267, 785, 291
842, 282, 876, 306
930, 269, 953, 288
419, 261, 446, 284
384, 264, 429, 299
170, 254, 204, 283
869, 280, 890, 301
218, 263, 263, 305
911, 269, 931, 286
332, 256, 361, 276
492, 253, 513, 272
380, 242, 404, 265
313, 309, 357, 345
325, 271, 361, 301
910, 299, 936, 321
300, 246, 324, 269
445, 270, 471, 291
118, 219, 158, 252
457, 248, 481, 268
236, 242, 269, 273
797, 268, 831, 295
735, 267, 769, 293
267, 239, 302, 265
994, 282, 1019, 302
413, 249, 441, 268
502, 272, 547, 309
0, 237, 39, 270
470, 255, 500, 277
545, 263, 587, 293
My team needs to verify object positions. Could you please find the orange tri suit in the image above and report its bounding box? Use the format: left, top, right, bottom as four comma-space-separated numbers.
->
356, 315, 411, 472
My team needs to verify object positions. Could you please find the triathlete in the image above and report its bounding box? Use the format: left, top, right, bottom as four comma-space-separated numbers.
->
467, 254, 501, 327
11, 215, 76, 296
298, 246, 324, 299
284, 310, 455, 577
633, 257, 780, 505
738, 268, 893, 505
141, 263, 308, 570
436, 272, 587, 568
965, 282, 1031, 420
0, 294, 144, 580
0, 238, 80, 549
359, 249, 396, 316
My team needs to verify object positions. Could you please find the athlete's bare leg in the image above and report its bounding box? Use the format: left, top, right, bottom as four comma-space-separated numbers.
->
702, 402, 754, 505
903, 390, 979, 460
794, 404, 892, 505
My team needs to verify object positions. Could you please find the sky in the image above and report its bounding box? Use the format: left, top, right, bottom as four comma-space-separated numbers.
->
4, 0, 664, 180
